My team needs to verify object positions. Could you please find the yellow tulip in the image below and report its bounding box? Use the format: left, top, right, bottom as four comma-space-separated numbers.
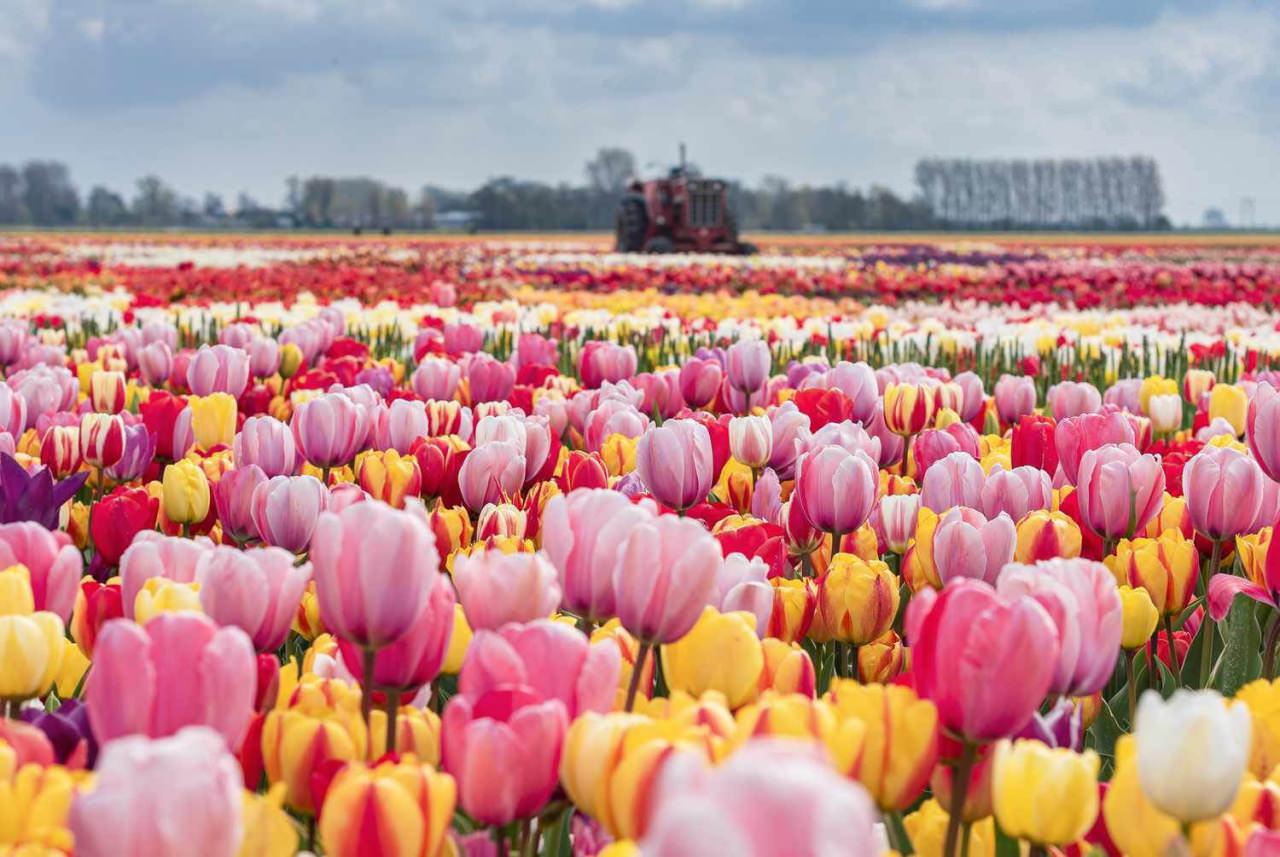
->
1209, 384, 1248, 436
0, 613, 64, 701
278, 343, 303, 379
1235, 679, 1280, 779
189, 393, 238, 452
993, 739, 1099, 845
0, 566, 34, 616
53, 639, 89, 698
0, 763, 80, 852
661, 607, 763, 710
601, 433, 638, 477
1118, 585, 1160, 649
733, 693, 835, 744
133, 578, 202, 625
1102, 735, 1190, 857
1139, 376, 1178, 415
902, 508, 941, 592
1236, 528, 1272, 589
239, 785, 298, 857
903, 799, 995, 857
318, 756, 456, 857
810, 554, 899, 645
1107, 530, 1198, 615
826, 681, 938, 811
356, 449, 421, 509
161, 459, 210, 525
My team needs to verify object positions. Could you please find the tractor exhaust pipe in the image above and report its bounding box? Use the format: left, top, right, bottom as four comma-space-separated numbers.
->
679, 143, 686, 174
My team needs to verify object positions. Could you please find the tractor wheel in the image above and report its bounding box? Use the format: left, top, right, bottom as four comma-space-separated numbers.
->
615, 195, 647, 253
644, 236, 675, 254
737, 242, 759, 256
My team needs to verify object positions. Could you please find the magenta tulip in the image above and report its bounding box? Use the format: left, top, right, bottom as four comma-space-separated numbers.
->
196, 545, 312, 652
212, 464, 268, 544
932, 507, 1016, 585
1075, 443, 1165, 540
914, 423, 980, 478
452, 549, 562, 631
85, 613, 256, 749
679, 357, 723, 409
1054, 410, 1136, 484
251, 474, 329, 553
0, 521, 82, 621
466, 354, 516, 403
579, 341, 638, 389
635, 419, 714, 511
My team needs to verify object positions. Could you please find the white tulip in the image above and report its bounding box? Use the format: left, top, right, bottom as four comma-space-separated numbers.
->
1148, 394, 1182, 435
729, 415, 773, 470
1135, 689, 1251, 822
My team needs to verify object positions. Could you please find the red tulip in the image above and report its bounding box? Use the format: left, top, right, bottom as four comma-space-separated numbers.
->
90, 486, 159, 566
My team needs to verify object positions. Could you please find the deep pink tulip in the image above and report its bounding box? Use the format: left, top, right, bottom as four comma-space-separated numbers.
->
460, 620, 619, 718
453, 549, 562, 630
633, 371, 683, 421
118, 532, 212, 620
635, 419, 714, 511
794, 446, 878, 536
613, 510, 722, 643
1248, 383, 1280, 482
579, 341, 638, 389
442, 687, 568, 826
291, 393, 368, 469
444, 322, 484, 356
69, 727, 244, 857
914, 423, 980, 477
85, 613, 256, 749
196, 545, 312, 652
932, 507, 1016, 585
994, 374, 1037, 424
234, 415, 299, 478
186, 344, 250, 399
641, 741, 880, 857
466, 354, 516, 404
412, 357, 462, 402
997, 558, 1122, 696
1054, 411, 1136, 484
981, 465, 1052, 521
212, 464, 268, 544
338, 572, 455, 693
953, 371, 986, 422
1048, 381, 1103, 421
0, 521, 82, 621
726, 339, 771, 395
679, 357, 723, 409
457, 440, 526, 512
0, 385, 26, 437
251, 475, 328, 553
310, 502, 440, 649
513, 333, 559, 370
541, 488, 654, 623
1075, 443, 1165, 540
920, 450, 986, 513
907, 578, 1060, 742
1183, 445, 1267, 541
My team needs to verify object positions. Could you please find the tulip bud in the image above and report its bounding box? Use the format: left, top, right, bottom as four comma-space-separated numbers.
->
1209, 384, 1248, 436
662, 607, 764, 709
765, 578, 816, 643
318, 756, 457, 857
0, 610, 64, 701
357, 449, 422, 509
79, 413, 126, 470
1118, 584, 1160, 649
883, 383, 936, 437
729, 415, 772, 470
827, 681, 938, 811
993, 740, 1100, 846
278, 342, 303, 379
90, 369, 127, 414
1148, 394, 1182, 435
161, 459, 211, 525
40, 425, 82, 478
187, 393, 238, 452
1014, 510, 1082, 563
811, 554, 899, 645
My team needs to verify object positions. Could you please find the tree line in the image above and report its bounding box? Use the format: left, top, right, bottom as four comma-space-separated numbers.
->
0, 150, 1168, 232
914, 157, 1169, 230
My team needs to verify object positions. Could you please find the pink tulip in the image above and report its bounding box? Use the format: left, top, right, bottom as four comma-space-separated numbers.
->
219, 323, 255, 349
579, 341, 638, 389
641, 741, 880, 857
1048, 382, 1103, 421
466, 354, 516, 404
475, 414, 554, 485
712, 553, 773, 636
328, 482, 368, 513
994, 374, 1037, 424
632, 371, 683, 421
234, 415, 299, 477
1248, 383, 1280, 482
251, 475, 328, 553
0, 321, 27, 367
186, 344, 250, 399
953, 371, 986, 422
311, 502, 440, 649
981, 465, 1052, 521
444, 322, 484, 356
246, 336, 279, 378
867, 401, 906, 467
85, 614, 255, 749
9, 365, 77, 429
291, 393, 368, 469
1249, 476, 1280, 534
794, 446, 878, 536
141, 320, 178, 349
584, 400, 649, 452
457, 440, 526, 512
137, 341, 174, 389
376, 398, 429, 454
118, 532, 212, 620
1054, 411, 1136, 484
1075, 443, 1165, 540
679, 357, 723, 409
725, 339, 771, 396
767, 402, 811, 479
196, 545, 312, 652
803, 421, 882, 464
0, 522, 82, 621
914, 423, 980, 477
453, 549, 561, 630
874, 493, 922, 554
460, 620, 619, 718
69, 727, 244, 857
907, 578, 1060, 741
0, 385, 26, 437
613, 510, 722, 643
635, 419, 714, 511
212, 464, 268, 544
513, 332, 558, 370
338, 572, 455, 693
997, 558, 1122, 696
932, 507, 1016, 585
1103, 378, 1143, 414
751, 467, 783, 524
824, 361, 879, 423
412, 357, 462, 401
442, 686, 568, 826
1183, 445, 1267, 541
541, 488, 655, 623
920, 450, 985, 513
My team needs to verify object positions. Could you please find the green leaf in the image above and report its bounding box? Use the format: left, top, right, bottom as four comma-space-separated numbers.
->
994, 822, 1020, 857
1214, 593, 1263, 696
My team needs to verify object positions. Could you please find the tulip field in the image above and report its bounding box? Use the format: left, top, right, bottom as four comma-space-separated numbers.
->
8, 230, 1280, 856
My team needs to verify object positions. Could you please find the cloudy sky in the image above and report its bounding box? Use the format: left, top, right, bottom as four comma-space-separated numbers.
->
3, 0, 1278, 225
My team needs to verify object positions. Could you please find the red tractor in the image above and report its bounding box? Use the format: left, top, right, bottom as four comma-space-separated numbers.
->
614, 147, 757, 255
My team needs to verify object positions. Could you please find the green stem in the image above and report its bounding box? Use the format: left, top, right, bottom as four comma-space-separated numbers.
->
960, 822, 973, 857
383, 687, 400, 758
1164, 615, 1182, 687
1126, 650, 1139, 728
943, 742, 977, 857
624, 640, 652, 712
1265, 611, 1280, 681
1198, 539, 1222, 688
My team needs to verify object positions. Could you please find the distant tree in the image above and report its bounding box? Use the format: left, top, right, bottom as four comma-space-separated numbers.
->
21, 161, 80, 225
132, 175, 179, 226
202, 193, 226, 220
585, 148, 637, 195
86, 186, 130, 226
0, 166, 28, 223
